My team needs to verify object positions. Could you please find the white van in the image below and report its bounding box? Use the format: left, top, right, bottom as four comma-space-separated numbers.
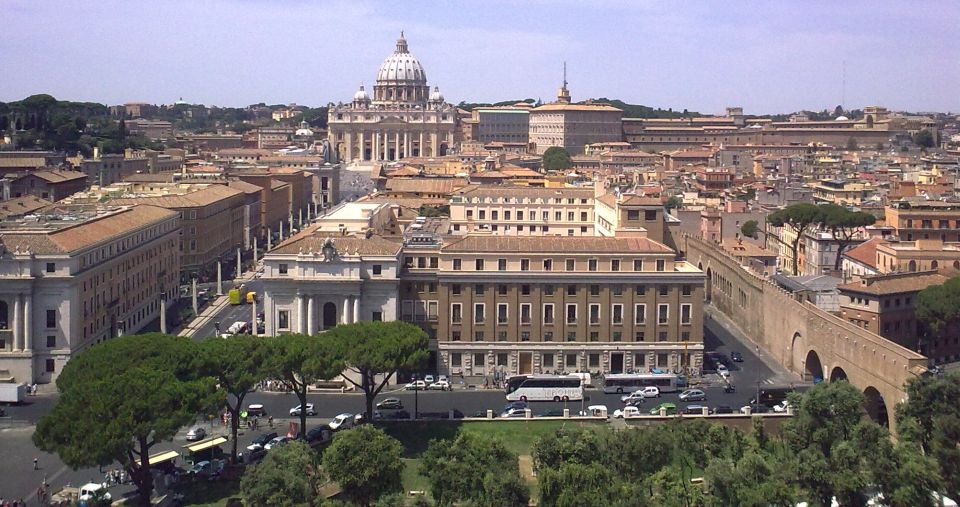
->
79, 482, 111, 503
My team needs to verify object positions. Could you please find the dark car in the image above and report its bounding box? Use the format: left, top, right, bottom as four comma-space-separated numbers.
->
730, 351, 744, 362
376, 398, 403, 410
723, 383, 736, 394
713, 405, 734, 415
504, 401, 528, 412
306, 427, 332, 444
625, 398, 646, 408
248, 432, 278, 450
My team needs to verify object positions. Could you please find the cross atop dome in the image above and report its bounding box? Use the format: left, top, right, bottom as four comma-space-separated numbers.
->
396, 31, 408, 54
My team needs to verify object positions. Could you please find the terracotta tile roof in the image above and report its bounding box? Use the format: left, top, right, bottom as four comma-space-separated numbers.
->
384, 178, 467, 194
838, 270, 953, 296
271, 232, 402, 256
109, 184, 243, 208
441, 235, 673, 254
227, 180, 263, 194
455, 185, 593, 199
0, 196, 53, 218
27, 170, 88, 183
1, 205, 177, 254
720, 239, 777, 257
842, 237, 885, 268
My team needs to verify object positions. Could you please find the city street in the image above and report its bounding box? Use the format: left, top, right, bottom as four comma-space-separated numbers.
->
189, 279, 265, 340
0, 306, 803, 502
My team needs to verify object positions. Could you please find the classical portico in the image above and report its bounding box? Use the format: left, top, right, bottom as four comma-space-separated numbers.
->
328, 33, 457, 164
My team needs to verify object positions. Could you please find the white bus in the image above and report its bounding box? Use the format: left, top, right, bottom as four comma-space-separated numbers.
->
602, 373, 682, 394
505, 375, 584, 402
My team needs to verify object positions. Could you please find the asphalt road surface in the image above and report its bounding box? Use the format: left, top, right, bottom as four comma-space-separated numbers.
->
190, 279, 264, 340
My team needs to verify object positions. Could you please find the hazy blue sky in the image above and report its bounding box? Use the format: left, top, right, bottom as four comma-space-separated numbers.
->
2, 0, 957, 114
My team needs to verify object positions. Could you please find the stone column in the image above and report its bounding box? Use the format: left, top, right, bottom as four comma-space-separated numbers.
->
279, 220, 284, 240
345, 132, 353, 161
192, 277, 199, 316
419, 131, 424, 156
374, 132, 381, 161
289, 213, 294, 235
236, 247, 242, 279
298, 208, 303, 228
395, 132, 400, 161
22, 293, 31, 352
353, 297, 360, 323
253, 236, 258, 265
13, 294, 21, 351
359, 131, 366, 161
216, 261, 223, 296
403, 132, 409, 159
431, 132, 438, 157
307, 296, 315, 335
251, 296, 258, 336
342, 296, 350, 324
160, 294, 168, 335
267, 227, 272, 250
296, 294, 305, 334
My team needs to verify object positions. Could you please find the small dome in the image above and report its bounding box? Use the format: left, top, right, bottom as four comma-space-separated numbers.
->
353, 85, 370, 102
429, 86, 444, 102
295, 120, 313, 137
835, 115, 849, 121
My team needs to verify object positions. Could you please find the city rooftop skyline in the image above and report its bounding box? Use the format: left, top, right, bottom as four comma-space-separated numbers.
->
1, 0, 958, 114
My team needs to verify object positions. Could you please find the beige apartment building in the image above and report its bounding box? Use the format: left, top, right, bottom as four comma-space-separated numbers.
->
398, 235, 705, 378
449, 185, 596, 236
0, 204, 180, 383
528, 81, 623, 155
876, 238, 960, 273
886, 201, 960, 242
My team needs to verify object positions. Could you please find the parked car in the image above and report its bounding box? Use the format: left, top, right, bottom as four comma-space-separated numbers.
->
246, 404, 266, 416
187, 460, 223, 478
306, 426, 332, 444
185, 426, 206, 441
620, 390, 647, 403
428, 380, 451, 391
625, 398, 647, 408
329, 413, 355, 431
730, 351, 744, 362
504, 401, 528, 412
264, 436, 291, 450
499, 407, 528, 418
717, 364, 730, 378
682, 404, 709, 415
536, 408, 565, 418
679, 389, 707, 402
613, 406, 642, 419
713, 405, 734, 415
723, 384, 737, 394
580, 405, 609, 418
376, 398, 403, 410
289, 403, 317, 416
247, 432, 278, 451
424, 375, 435, 384
374, 410, 411, 420
772, 400, 791, 413
638, 386, 661, 398
649, 402, 678, 416
438, 375, 449, 383
404, 380, 427, 391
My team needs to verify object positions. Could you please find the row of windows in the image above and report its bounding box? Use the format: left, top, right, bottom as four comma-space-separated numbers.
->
449, 328, 691, 344
450, 302, 693, 326
465, 209, 591, 222
446, 283, 693, 297
452, 258, 668, 272
451, 351, 676, 369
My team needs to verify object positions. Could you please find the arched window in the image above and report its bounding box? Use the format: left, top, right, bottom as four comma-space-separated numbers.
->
931, 260, 939, 269
908, 260, 917, 272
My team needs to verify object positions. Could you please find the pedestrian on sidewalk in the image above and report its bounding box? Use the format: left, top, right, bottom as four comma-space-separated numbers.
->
33, 458, 38, 470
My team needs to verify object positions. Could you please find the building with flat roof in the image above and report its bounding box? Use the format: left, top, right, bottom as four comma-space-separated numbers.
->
0, 204, 180, 383
528, 84, 623, 155
474, 105, 530, 145
449, 185, 596, 236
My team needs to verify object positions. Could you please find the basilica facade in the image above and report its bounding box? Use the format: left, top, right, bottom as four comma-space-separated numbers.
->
328, 34, 458, 163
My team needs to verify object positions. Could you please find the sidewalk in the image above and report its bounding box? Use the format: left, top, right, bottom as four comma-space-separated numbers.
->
704, 304, 802, 385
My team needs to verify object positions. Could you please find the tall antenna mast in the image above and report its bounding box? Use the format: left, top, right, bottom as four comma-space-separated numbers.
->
563, 61, 567, 89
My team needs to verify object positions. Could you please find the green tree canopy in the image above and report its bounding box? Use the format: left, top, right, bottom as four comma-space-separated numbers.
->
33, 334, 220, 503
264, 334, 343, 439
817, 204, 876, 270
321, 425, 404, 507
197, 335, 269, 461
665, 195, 683, 212
740, 220, 759, 239
542, 146, 573, 171
914, 129, 936, 148
896, 371, 960, 500
241, 440, 320, 507
419, 432, 528, 507
326, 321, 429, 421
767, 203, 823, 275
916, 276, 960, 338
539, 462, 627, 507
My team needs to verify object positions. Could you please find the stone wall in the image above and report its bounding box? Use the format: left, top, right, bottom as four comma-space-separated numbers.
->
681, 233, 927, 433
